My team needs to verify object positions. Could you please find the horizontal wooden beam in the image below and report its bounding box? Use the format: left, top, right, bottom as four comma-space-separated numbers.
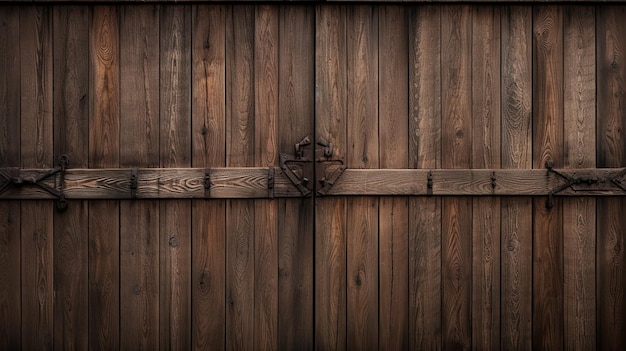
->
0, 167, 301, 199
325, 168, 626, 196
1, 167, 625, 200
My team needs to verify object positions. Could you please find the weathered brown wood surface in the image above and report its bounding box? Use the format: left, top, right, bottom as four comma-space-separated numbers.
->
315, 5, 348, 350
278, 5, 315, 350
0, 5, 21, 351
1, 4, 626, 350
500, 6, 533, 350
563, 6, 596, 351
53, 5, 89, 351
597, 6, 626, 350
89, 6, 120, 350
408, 6, 442, 349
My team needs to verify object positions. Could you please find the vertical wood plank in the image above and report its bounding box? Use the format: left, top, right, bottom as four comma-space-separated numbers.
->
471, 6, 501, 351
0, 6, 21, 350
597, 6, 626, 350
20, 5, 53, 350
225, 5, 255, 350
501, 6, 533, 350
346, 6, 378, 350
89, 5, 120, 350
532, 6, 564, 350
315, 5, 347, 350
0, 6, 20, 167
119, 5, 160, 350
278, 6, 314, 350
563, 6, 596, 351
254, 5, 278, 351
160, 5, 191, 350
378, 5, 408, 350
408, 6, 442, 350
441, 6, 472, 350
53, 6, 89, 351
191, 5, 226, 350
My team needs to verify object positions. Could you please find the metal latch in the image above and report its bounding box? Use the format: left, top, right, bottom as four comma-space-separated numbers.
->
279, 135, 345, 196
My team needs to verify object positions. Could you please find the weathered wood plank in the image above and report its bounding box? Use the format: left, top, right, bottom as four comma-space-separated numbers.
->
190, 6, 226, 348
88, 6, 120, 350
119, 5, 160, 350
533, 6, 564, 350
160, 5, 192, 350
278, 5, 314, 350
254, 5, 279, 350
225, 5, 255, 350
408, 6, 442, 349
597, 6, 626, 350
471, 6, 501, 351
501, 6, 532, 350
346, 6, 379, 350
315, 5, 347, 349
0, 6, 20, 168
0, 5, 20, 350
53, 6, 89, 351
20, 6, 53, 350
442, 6, 472, 349
378, 5, 408, 350
563, 6, 596, 351
0, 202, 20, 350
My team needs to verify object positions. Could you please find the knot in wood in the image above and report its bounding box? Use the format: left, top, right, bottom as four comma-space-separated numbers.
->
169, 236, 178, 248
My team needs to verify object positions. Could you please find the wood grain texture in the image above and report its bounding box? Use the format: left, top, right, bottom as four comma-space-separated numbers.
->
226, 5, 255, 350
88, 6, 120, 350
159, 5, 191, 350
500, 6, 532, 350
533, 6, 564, 350
254, 5, 279, 350
315, 5, 347, 350
441, 6, 472, 350
278, 5, 314, 350
378, 6, 408, 350
20, 6, 53, 350
0, 201, 20, 350
471, 6, 501, 351
0, 6, 20, 349
5, 166, 626, 199
597, 6, 626, 350
191, 5, 226, 350
119, 5, 160, 350
52, 6, 89, 351
563, 6, 596, 351
346, 6, 378, 350
0, 6, 20, 167
408, 6, 442, 349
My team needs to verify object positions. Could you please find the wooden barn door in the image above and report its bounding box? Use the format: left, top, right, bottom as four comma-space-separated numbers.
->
311, 4, 626, 351
3, 3, 626, 351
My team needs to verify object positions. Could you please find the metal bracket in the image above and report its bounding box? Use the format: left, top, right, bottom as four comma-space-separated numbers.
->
131, 168, 138, 199
315, 137, 345, 196
545, 161, 626, 208
279, 136, 313, 197
204, 168, 211, 198
279, 135, 345, 197
0, 154, 69, 211
268, 167, 275, 199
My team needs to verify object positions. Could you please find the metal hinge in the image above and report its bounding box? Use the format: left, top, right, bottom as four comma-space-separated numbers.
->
0, 155, 69, 211
279, 135, 345, 196
545, 160, 626, 208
